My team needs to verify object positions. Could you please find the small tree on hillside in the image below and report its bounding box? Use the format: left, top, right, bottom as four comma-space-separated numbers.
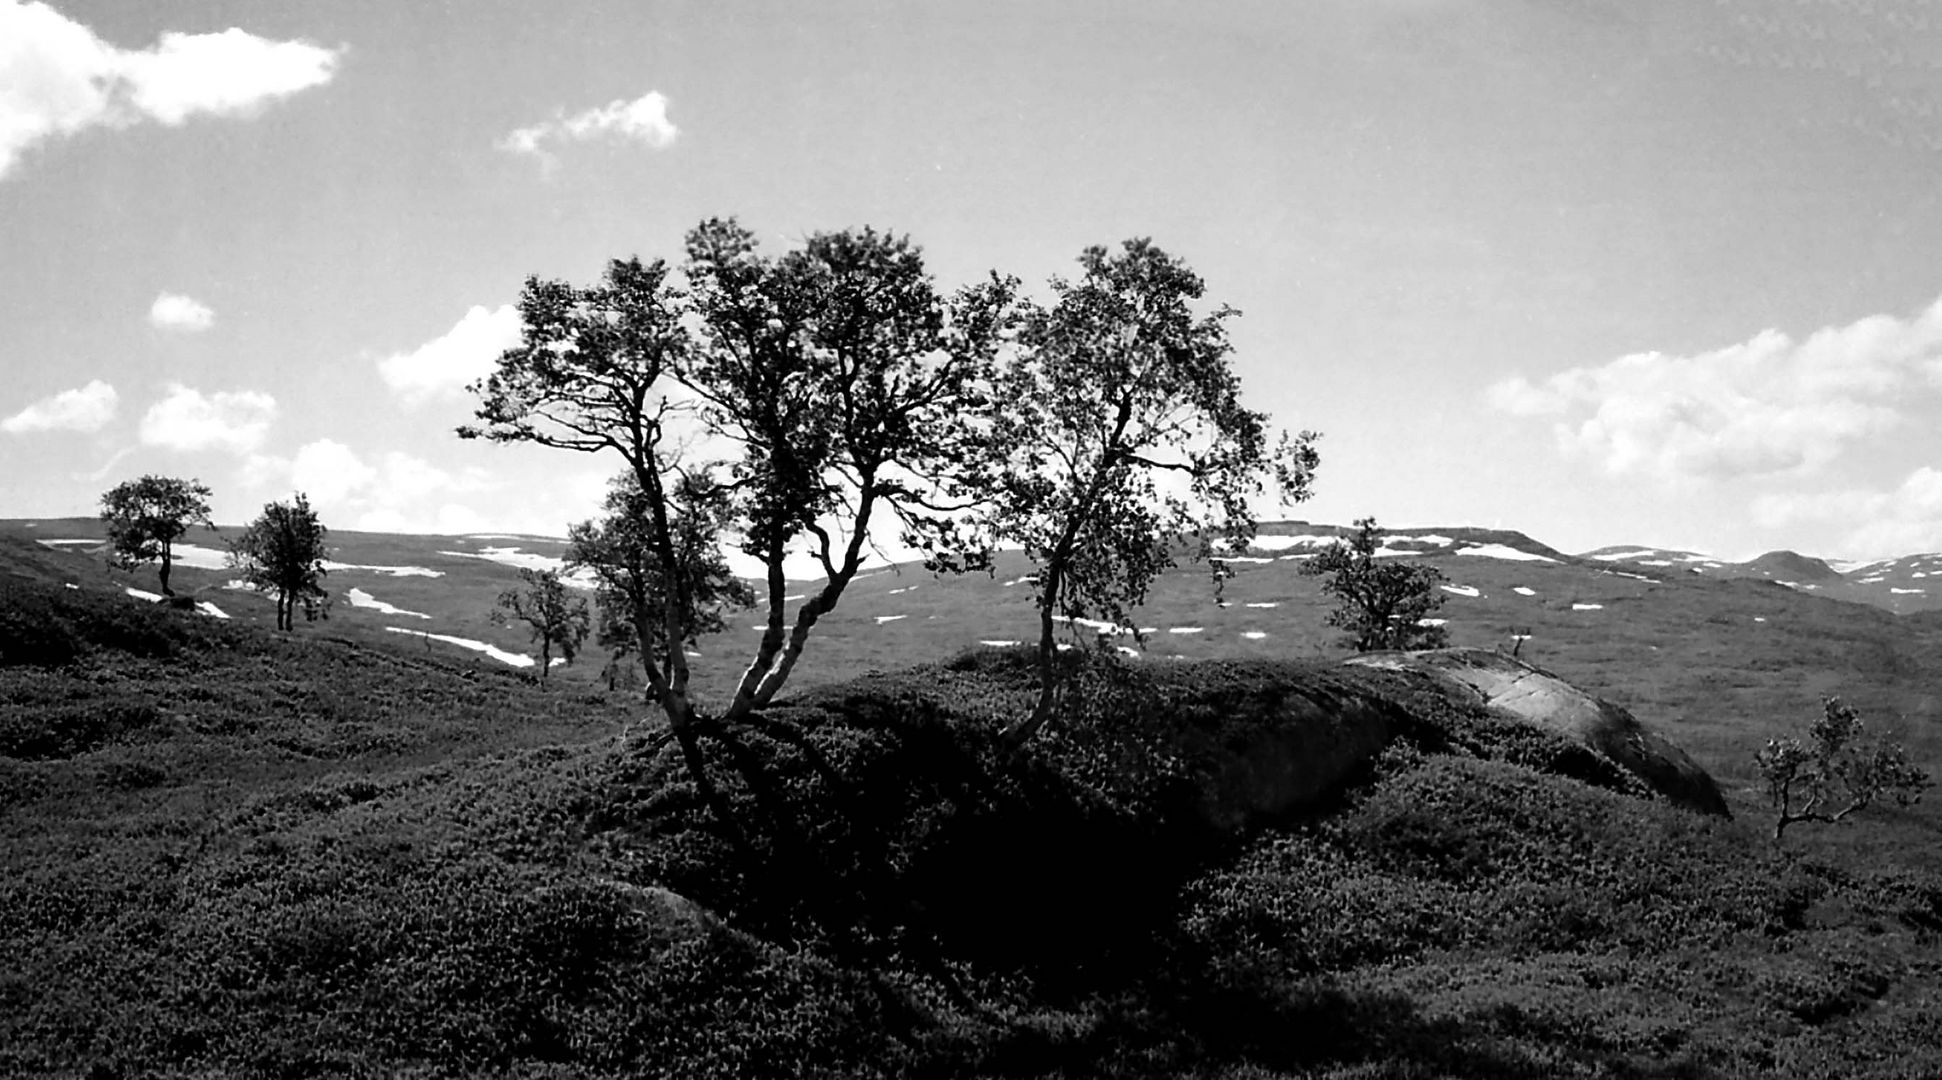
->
567, 470, 755, 689
1756, 697, 1931, 842
970, 238, 1319, 746
461, 219, 1011, 806
493, 568, 592, 685
1305, 517, 1449, 652
228, 493, 331, 631
100, 475, 215, 597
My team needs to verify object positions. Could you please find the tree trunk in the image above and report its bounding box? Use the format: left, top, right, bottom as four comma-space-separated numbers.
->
158, 547, 174, 597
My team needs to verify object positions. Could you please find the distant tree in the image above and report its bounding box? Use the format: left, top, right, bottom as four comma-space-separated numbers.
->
1756, 697, 1931, 842
567, 470, 755, 689
99, 475, 215, 597
461, 219, 1010, 807
493, 568, 592, 685
228, 493, 331, 631
1305, 517, 1449, 652
970, 238, 1319, 746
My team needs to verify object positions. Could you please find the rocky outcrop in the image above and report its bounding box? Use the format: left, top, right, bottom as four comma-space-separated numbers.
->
1344, 648, 1730, 816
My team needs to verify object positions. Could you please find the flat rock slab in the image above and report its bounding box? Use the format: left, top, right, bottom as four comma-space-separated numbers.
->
1345, 647, 1730, 816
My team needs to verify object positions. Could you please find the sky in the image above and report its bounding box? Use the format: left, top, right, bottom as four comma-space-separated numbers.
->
3, 0, 1942, 561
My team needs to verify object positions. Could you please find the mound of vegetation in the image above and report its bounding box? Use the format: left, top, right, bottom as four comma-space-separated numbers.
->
5, 577, 1941, 1078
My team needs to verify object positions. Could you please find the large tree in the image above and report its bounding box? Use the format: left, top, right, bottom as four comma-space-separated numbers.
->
228, 493, 331, 631
493, 568, 592, 685
461, 220, 1011, 790
970, 238, 1318, 745
100, 475, 215, 597
1305, 517, 1449, 653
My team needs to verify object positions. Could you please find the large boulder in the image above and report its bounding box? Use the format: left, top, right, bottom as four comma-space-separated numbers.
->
1344, 647, 1730, 816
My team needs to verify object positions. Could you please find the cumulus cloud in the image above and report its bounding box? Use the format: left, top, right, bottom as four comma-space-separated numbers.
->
1753, 467, 1942, 559
0, 1, 340, 179
149, 291, 214, 331
245, 440, 499, 533
1, 378, 117, 433
1487, 296, 1942, 483
498, 90, 678, 170
139, 383, 276, 454
376, 304, 522, 402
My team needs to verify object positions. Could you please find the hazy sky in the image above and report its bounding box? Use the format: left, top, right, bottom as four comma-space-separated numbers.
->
4, 0, 1941, 559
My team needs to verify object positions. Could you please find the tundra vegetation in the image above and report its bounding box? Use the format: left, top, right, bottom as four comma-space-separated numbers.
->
227, 492, 331, 631
99, 474, 214, 597
1306, 516, 1450, 651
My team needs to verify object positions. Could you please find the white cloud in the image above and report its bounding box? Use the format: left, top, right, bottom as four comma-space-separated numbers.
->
1487, 296, 1942, 482
245, 439, 500, 533
1753, 467, 1942, 559
377, 304, 522, 403
290, 438, 377, 504
498, 90, 678, 170
149, 291, 214, 331
1, 378, 117, 433
139, 383, 276, 454
0, 1, 340, 179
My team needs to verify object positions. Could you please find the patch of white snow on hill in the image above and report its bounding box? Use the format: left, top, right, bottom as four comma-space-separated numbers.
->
1169, 627, 1204, 635
37, 538, 106, 548
1775, 581, 1798, 589
1417, 618, 1447, 627
1754, 617, 1767, 623
63, 583, 78, 590
875, 614, 907, 624
125, 587, 163, 602
1247, 534, 1334, 551
1593, 550, 1657, 561
1116, 645, 1142, 657
1277, 553, 1316, 561
384, 627, 534, 667
886, 586, 918, 595
168, 543, 234, 570
1572, 603, 1604, 611
1241, 631, 1268, 640
1002, 576, 1038, 587
1639, 560, 1673, 567
346, 588, 431, 619
324, 561, 443, 578
784, 594, 805, 602
1373, 547, 1422, 557
1220, 556, 1275, 564
980, 640, 1020, 647
1457, 544, 1555, 563
1245, 601, 1280, 608
1512, 586, 1536, 596
1601, 570, 1658, 583
1892, 587, 1926, 594
195, 601, 229, 619
1053, 614, 1138, 636
438, 547, 596, 588
1441, 584, 1481, 598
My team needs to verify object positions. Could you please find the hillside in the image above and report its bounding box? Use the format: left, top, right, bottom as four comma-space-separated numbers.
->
5, 527, 1942, 1077
1585, 540, 1942, 616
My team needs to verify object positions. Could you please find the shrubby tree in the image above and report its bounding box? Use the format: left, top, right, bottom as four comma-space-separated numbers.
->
100, 475, 215, 597
567, 470, 755, 688
1756, 697, 1931, 842
1305, 517, 1448, 652
228, 493, 331, 631
969, 238, 1318, 744
493, 568, 592, 685
462, 219, 1011, 793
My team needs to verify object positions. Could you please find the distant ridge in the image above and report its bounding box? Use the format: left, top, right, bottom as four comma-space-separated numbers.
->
1251, 521, 1571, 562
1742, 550, 1841, 582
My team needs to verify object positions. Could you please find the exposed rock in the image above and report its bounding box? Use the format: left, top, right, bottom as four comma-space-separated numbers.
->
1344, 647, 1730, 816
1192, 683, 1402, 831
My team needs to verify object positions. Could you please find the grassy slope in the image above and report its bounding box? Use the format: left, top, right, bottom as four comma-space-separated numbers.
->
6, 530, 1942, 1077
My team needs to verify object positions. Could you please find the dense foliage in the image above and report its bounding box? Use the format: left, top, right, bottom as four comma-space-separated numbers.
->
1756, 697, 1931, 841
99, 474, 214, 597
495, 568, 593, 684
1306, 516, 1450, 651
228, 493, 331, 631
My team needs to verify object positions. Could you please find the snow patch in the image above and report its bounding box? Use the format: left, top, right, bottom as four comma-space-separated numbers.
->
1440, 584, 1481, 598
980, 639, 1020, 647
1512, 586, 1536, 596
1457, 544, 1555, 563
1241, 631, 1268, 640
1571, 603, 1604, 611
125, 587, 163, 602
1892, 587, 1926, 594
1168, 627, 1204, 635
1593, 549, 1657, 561
439, 547, 596, 588
385, 627, 535, 667
875, 614, 908, 624
886, 586, 918, 595
195, 601, 229, 619
1002, 575, 1038, 587
1416, 618, 1447, 627
346, 588, 431, 620
1244, 601, 1280, 609
324, 561, 444, 578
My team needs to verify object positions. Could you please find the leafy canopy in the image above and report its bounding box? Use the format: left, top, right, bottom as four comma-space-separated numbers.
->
967, 238, 1319, 741
493, 568, 592, 685
99, 475, 215, 596
1305, 517, 1449, 652
228, 493, 331, 631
